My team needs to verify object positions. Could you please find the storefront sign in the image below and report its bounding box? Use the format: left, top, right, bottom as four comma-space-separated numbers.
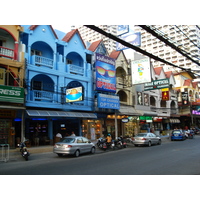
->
162, 88, 170, 101
0, 68, 5, 85
95, 53, 116, 93
97, 94, 120, 109
121, 118, 129, 123
0, 85, 24, 103
144, 78, 169, 91
66, 86, 83, 102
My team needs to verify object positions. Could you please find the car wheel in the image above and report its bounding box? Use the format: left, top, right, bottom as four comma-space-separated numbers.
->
134, 144, 138, 147
74, 150, 80, 157
57, 153, 63, 157
91, 147, 95, 154
148, 141, 151, 147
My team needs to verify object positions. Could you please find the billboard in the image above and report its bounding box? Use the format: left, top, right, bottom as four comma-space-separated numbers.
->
144, 79, 170, 91
116, 32, 141, 51
131, 58, 151, 85
181, 92, 189, 105
117, 25, 129, 36
66, 86, 83, 102
97, 94, 120, 109
95, 53, 116, 93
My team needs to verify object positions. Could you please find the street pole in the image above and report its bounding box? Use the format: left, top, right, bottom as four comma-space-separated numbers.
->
21, 110, 25, 142
115, 110, 118, 139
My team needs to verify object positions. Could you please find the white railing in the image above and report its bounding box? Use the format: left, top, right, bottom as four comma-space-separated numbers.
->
32, 55, 53, 68
33, 90, 54, 102
0, 46, 14, 59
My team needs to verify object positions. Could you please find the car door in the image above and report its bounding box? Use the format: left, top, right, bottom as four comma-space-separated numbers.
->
149, 133, 156, 144
82, 137, 91, 153
76, 137, 85, 153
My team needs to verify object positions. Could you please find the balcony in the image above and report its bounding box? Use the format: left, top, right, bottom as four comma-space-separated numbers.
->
0, 46, 14, 59
67, 64, 84, 76
31, 55, 53, 68
32, 90, 54, 102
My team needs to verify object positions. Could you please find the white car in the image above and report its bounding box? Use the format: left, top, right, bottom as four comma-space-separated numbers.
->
132, 133, 162, 147
53, 136, 96, 157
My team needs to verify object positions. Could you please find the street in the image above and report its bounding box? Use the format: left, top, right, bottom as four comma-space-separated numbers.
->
1, 136, 200, 175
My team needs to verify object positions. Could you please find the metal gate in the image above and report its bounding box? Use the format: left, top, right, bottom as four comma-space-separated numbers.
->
0, 144, 9, 162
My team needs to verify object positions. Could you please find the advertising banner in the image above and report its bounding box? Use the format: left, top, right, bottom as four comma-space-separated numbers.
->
132, 58, 151, 85
66, 86, 83, 102
0, 85, 24, 103
116, 32, 141, 51
97, 94, 120, 109
144, 78, 170, 91
117, 25, 129, 36
95, 53, 116, 93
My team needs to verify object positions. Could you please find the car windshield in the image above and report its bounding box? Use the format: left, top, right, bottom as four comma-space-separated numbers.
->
136, 133, 147, 137
60, 138, 75, 143
173, 131, 181, 134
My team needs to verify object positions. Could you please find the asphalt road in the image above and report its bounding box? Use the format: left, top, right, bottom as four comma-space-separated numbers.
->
1, 135, 200, 175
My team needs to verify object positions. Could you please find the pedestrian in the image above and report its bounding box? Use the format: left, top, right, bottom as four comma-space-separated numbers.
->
55, 132, 62, 143
71, 131, 76, 136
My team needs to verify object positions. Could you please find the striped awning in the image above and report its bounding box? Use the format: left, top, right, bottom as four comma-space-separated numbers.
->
26, 110, 97, 119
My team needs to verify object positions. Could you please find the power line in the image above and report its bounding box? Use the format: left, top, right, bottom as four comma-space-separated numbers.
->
138, 25, 200, 67
84, 25, 196, 74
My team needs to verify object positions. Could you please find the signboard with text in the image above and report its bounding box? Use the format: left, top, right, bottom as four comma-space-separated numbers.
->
144, 79, 170, 91
97, 94, 120, 109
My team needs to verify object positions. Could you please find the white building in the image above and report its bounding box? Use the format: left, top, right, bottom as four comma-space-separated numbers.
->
133, 25, 200, 72
72, 25, 117, 52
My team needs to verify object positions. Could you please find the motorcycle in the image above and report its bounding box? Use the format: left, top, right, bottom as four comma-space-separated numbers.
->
185, 130, 194, 139
96, 138, 115, 150
115, 137, 127, 148
18, 142, 30, 161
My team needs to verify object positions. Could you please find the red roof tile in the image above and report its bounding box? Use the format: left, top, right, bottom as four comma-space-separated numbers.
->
183, 79, 192, 86
62, 29, 86, 48
154, 67, 163, 75
88, 40, 102, 52
109, 50, 121, 59
164, 71, 172, 78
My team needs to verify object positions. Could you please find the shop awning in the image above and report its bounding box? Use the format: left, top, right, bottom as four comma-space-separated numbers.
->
117, 106, 142, 116
26, 110, 97, 119
169, 118, 180, 123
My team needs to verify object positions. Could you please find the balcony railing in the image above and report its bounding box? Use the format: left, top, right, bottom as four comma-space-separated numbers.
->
67, 64, 84, 76
0, 46, 14, 59
32, 90, 54, 102
32, 55, 53, 68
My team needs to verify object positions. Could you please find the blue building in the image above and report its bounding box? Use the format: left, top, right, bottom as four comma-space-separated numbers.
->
20, 25, 97, 145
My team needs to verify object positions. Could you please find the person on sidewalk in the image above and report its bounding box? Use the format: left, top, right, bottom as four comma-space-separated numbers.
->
71, 131, 76, 136
55, 133, 62, 143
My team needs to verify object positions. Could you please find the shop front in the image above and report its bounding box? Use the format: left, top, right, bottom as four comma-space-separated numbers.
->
24, 110, 97, 146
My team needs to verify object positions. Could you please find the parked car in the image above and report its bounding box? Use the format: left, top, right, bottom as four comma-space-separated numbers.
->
53, 136, 96, 157
132, 133, 161, 147
171, 130, 186, 141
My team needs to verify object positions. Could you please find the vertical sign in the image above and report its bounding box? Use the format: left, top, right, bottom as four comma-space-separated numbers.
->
95, 53, 116, 93
132, 58, 151, 85
0, 68, 5, 85
182, 92, 189, 105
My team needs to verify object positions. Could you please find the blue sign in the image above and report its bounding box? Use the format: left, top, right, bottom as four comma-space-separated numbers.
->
97, 94, 120, 109
95, 53, 116, 93
116, 32, 141, 51
117, 25, 129, 36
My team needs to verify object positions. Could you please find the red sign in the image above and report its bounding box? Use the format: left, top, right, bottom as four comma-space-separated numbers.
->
162, 91, 169, 101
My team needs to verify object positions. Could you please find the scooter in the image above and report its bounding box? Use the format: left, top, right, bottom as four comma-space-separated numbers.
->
185, 130, 194, 139
18, 142, 30, 161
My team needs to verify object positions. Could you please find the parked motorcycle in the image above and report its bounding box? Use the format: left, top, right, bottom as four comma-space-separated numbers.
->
114, 137, 127, 148
96, 137, 115, 150
18, 142, 30, 161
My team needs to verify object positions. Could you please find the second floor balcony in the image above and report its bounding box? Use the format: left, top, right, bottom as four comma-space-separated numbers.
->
67, 64, 84, 76
0, 46, 14, 59
31, 55, 53, 68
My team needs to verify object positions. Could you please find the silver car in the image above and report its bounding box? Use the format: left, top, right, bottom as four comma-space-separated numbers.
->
53, 136, 96, 157
132, 133, 162, 147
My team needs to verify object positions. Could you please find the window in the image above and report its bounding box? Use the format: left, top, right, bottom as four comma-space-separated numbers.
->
31, 49, 42, 56
0, 40, 3, 46
66, 59, 72, 64
32, 81, 42, 90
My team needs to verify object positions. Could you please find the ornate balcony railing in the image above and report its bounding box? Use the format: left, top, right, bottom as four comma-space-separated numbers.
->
32, 55, 53, 68
0, 46, 14, 59
67, 64, 84, 75
32, 90, 54, 102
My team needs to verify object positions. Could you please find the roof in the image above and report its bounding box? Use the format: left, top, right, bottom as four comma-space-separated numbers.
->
154, 67, 163, 75
88, 40, 102, 52
109, 50, 121, 59
29, 25, 58, 39
62, 29, 86, 48
164, 71, 173, 78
